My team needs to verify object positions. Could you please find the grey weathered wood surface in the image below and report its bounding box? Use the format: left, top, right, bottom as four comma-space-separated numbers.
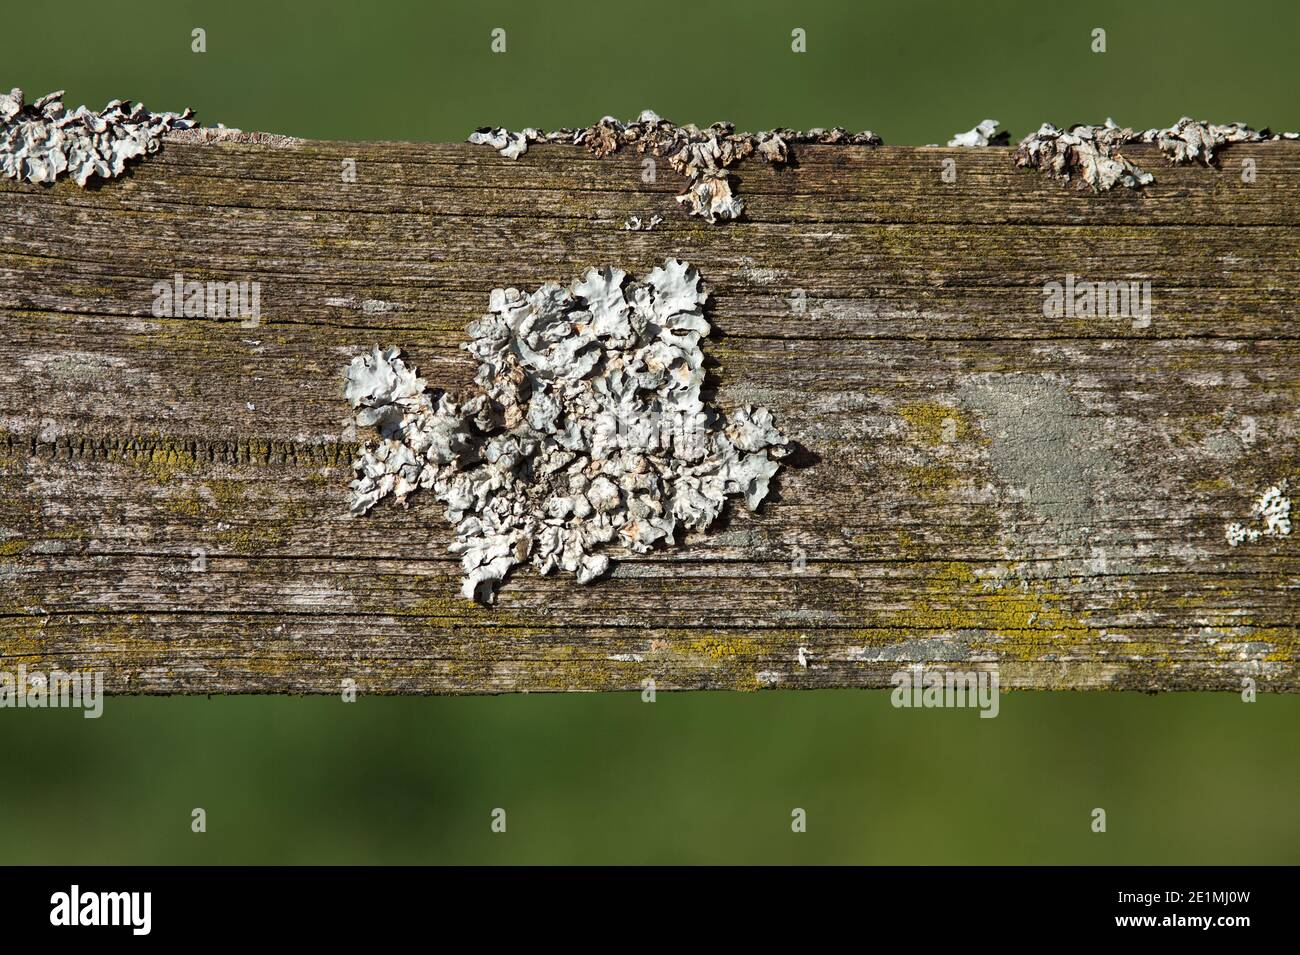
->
1, 134, 1297, 693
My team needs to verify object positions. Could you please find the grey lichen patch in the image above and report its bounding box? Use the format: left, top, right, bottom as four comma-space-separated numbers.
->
1014, 118, 1296, 191
1150, 117, 1297, 162
849, 633, 974, 663
958, 375, 1117, 538
467, 126, 538, 160
469, 109, 882, 223
947, 119, 1008, 147
1225, 481, 1292, 546
623, 214, 663, 232
164, 127, 301, 148
0, 88, 196, 186
1015, 121, 1154, 191
344, 259, 790, 603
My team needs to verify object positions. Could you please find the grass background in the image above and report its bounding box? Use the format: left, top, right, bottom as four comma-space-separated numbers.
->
2, 0, 1298, 864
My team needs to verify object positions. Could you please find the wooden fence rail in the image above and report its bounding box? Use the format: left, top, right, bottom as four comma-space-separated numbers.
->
1, 134, 1297, 693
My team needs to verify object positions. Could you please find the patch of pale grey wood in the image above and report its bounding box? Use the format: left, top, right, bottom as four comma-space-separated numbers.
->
957, 375, 1120, 540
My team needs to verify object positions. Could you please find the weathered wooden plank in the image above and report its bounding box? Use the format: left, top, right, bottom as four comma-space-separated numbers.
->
30, 139, 1300, 225
1, 136, 1297, 693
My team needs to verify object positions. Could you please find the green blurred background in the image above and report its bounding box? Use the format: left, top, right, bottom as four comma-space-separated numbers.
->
2, 0, 1298, 864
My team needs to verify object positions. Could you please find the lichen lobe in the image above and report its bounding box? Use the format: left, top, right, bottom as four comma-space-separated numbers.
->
344, 259, 790, 603
948, 119, 1007, 148
0, 88, 196, 186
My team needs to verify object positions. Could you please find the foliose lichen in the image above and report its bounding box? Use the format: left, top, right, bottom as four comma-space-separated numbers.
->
623, 214, 663, 231
469, 109, 882, 223
947, 119, 1008, 147
0, 88, 196, 186
344, 259, 790, 602
466, 125, 538, 160
1015, 118, 1299, 191
1225, 481, 1292, 546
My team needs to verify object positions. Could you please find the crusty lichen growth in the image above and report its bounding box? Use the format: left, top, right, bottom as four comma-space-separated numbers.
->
1225, 481, 1292, 546
344, 259, 790, 603
470, 109, 882, 223
1015, 118, 1298, 191
0, 88, 196, 186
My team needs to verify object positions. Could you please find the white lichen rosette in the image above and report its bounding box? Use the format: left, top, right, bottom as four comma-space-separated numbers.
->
0, 88, 196, 186
344, 259, 790, 602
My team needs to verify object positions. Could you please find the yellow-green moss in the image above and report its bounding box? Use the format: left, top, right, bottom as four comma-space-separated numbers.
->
157, 490, 204, 517
852, 561, 1103, 662
0, 538, 28, 558
200, 479, 309, 555
905, 462, 961, 499
897, 401, 978, 447
132, 448, 198, 484
684, 634, 765, 661
0, 599, 51, 660
205, 478, 246, 509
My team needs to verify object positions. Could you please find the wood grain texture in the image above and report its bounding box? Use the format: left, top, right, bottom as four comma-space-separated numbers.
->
1, 135, 1297, 694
